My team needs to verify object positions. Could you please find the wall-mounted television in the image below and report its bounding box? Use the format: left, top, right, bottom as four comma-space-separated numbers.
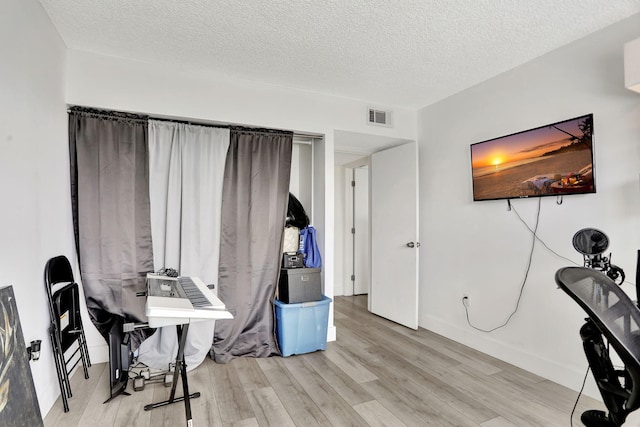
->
470, 114, 595, 201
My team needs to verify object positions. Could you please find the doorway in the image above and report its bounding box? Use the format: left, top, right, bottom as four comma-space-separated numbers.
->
334, 153, 369, 297
352, 165, 369, 295
334, 131, 419, 329
342, 163, 371, 296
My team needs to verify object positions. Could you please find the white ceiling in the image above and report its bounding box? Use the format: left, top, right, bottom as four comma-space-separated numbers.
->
39, 0, 640, 110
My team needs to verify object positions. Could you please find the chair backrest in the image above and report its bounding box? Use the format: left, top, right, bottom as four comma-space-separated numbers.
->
44, 255, 76, 326
556, 266, 640, 412
45, 255, 74, 288
52, 282, 82, 351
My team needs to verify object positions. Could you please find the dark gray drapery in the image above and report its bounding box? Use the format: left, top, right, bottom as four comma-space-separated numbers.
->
212, 128, 293, 363
69, 108, 154, 349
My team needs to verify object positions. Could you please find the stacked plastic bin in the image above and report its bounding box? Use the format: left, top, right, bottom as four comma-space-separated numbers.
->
275, 267, 330, 357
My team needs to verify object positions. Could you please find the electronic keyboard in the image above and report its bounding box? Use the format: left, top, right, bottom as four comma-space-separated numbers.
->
145, 274, 233, 328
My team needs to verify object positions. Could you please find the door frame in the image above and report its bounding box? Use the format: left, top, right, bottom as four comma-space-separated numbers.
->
334, 132, 418, 328
341, 157, 371, 296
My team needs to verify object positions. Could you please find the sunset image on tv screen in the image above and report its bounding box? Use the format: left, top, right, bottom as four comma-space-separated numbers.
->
470, 114, 594, 201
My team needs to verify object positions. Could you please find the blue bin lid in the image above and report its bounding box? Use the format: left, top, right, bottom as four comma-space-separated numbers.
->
274, 295, 331, 308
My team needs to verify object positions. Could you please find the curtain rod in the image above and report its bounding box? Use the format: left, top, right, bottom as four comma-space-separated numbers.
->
67, 106, 148, 123
67, 105, 324, 140
150, 115, 231, 129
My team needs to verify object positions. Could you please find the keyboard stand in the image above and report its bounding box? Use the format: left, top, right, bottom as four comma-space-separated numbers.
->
143, 323, 200, 425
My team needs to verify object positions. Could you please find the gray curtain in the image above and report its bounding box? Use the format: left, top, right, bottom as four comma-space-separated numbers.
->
212, 128, 293, 363
69, 108, 154, 349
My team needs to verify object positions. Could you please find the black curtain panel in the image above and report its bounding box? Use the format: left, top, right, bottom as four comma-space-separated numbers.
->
68, 108, 154, 349
212, 127, 293, 362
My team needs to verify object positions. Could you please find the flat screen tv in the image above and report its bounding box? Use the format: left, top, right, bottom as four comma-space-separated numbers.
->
470, 113, 595, 201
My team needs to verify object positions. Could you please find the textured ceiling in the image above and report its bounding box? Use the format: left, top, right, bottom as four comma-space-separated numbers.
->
39, 0, 640, 109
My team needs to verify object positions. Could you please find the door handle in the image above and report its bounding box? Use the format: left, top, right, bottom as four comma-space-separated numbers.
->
406, 242, 420, 248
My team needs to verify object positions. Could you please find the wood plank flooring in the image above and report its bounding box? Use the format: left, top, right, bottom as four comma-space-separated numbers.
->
44, 295, 603, 426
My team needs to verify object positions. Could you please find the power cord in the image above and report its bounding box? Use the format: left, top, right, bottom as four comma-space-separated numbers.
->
464, 197, 636, 330
570, 365, 590, 427
510, 202, 578, 266
462, 197, 541, 333
482, 200, 634, 425
512, 201, 636, 288
463, 198, 541, 332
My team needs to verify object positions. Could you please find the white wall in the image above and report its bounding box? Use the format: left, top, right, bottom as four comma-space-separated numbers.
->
418, 13, 640, 397
64, 49, 417, 356
65, 50, 418, 143
0, 0, 75, 416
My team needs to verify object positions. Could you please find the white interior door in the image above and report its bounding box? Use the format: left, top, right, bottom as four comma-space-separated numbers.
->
370, 141, 419, 329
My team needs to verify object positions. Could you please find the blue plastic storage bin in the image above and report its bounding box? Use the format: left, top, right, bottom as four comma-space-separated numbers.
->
274, 296, 331, 357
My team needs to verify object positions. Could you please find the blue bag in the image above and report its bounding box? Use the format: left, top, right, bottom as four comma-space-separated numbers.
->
299, 226, 322, 268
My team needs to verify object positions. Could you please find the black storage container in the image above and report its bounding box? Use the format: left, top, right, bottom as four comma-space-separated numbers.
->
278, 268, 321, 304
282, 252, 304, 269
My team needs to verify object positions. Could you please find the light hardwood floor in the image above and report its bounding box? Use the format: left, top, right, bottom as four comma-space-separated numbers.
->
44, 295, 603, 426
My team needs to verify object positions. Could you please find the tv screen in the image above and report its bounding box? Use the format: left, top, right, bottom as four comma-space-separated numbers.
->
470, 114, 595, 201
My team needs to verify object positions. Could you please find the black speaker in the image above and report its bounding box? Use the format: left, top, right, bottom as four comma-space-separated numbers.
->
282, 252, 304, 269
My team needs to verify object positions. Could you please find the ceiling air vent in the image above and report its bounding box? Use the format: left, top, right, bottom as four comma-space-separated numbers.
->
367, 107, 392, 127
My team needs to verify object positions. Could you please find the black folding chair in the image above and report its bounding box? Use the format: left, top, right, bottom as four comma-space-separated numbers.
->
44, 255, 91, 412
556, 266, 640, 426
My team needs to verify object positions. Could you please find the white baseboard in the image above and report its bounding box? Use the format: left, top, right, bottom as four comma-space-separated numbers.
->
88, 343, 108, 364
327, 325, 337, 342
421, 314, 601, 400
